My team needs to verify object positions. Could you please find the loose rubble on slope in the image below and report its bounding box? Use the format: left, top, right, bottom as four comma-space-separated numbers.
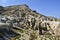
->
0, 4, 60, 40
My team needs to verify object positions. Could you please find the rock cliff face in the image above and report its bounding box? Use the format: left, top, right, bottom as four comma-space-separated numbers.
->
0, 4, 60, 40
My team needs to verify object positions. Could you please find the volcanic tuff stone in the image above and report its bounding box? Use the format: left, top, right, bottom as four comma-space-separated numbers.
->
0, 4, 60, 40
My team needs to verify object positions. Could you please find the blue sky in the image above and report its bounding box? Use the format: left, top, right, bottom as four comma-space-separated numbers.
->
0, 0, 60, 18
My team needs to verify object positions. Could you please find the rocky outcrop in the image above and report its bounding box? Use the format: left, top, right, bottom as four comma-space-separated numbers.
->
0, 4, 60, 40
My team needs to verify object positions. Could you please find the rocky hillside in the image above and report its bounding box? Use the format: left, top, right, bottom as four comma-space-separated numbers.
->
0, 4, 60, 40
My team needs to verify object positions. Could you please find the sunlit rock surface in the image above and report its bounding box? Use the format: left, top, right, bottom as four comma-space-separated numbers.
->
0, 4, 60, 40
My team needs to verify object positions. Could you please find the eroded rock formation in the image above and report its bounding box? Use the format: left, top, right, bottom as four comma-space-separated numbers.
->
0, 4, 60, 40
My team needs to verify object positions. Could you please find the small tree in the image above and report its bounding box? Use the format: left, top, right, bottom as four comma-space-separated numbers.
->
0, 6, 4, 14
